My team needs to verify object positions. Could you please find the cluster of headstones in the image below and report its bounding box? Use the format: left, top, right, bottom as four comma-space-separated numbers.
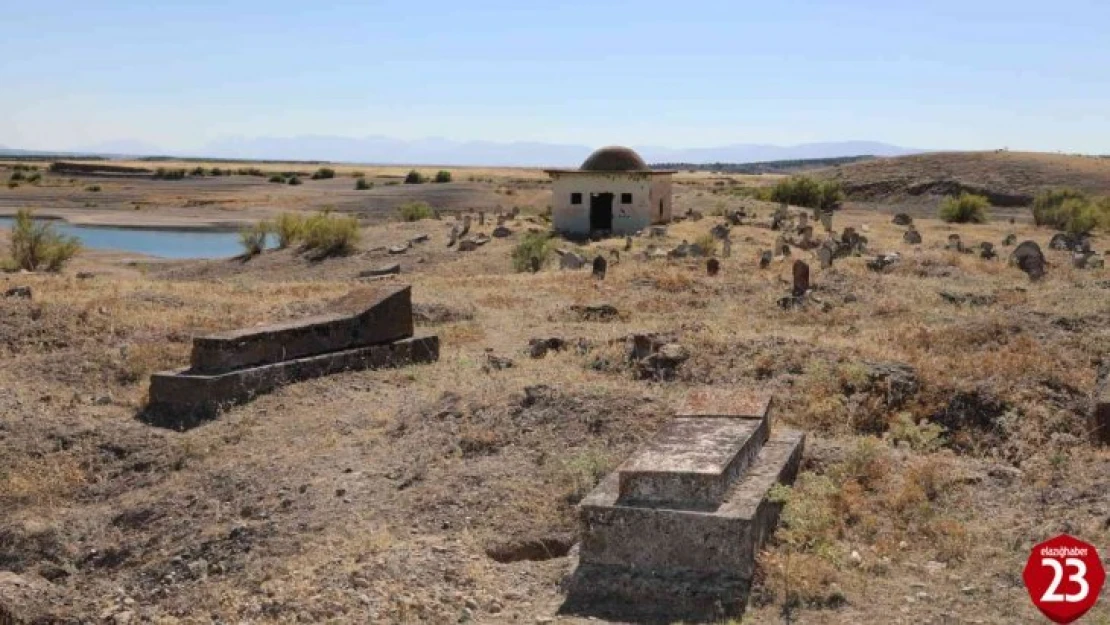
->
447, 210, 518, 251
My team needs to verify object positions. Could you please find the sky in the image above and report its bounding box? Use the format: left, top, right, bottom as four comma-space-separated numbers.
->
1, 0, 1108, 154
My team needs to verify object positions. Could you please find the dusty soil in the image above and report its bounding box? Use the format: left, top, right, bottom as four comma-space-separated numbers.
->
1, 158, 1109, 624
815, 151, 1110, 210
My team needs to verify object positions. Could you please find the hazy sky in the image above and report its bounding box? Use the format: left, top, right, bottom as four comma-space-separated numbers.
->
2, 0, 1107, 153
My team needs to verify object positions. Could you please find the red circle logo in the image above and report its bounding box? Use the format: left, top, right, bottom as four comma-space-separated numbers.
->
1023, 534, 1105, 623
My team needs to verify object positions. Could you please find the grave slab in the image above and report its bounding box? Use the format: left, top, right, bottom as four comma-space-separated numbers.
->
190, 285, 412, 374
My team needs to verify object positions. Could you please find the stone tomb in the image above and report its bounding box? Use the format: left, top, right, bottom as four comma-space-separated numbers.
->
563, 391, 805, 622
145, 285, 439, 429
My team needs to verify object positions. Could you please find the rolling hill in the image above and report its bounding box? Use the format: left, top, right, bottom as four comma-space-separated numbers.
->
815, 151, 1110, 206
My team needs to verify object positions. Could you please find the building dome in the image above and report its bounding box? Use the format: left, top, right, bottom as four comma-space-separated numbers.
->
580, 146, 649, 172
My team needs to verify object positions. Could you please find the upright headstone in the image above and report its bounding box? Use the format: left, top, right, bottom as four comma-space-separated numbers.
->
819, 210, 833, 233
774, 235, 790, 257
722, 238, 732, 259
892, 213, 913, 226
706, 258, 720, 277
979, 242, 997, 260
1011, 240, 1046, 281
479, 211, 485, 226
759, 250, 772, 269
530, 256, 542, 273
771, 204, 788, 231
842, 227, 859, 252
903, 227, 922, 245
592, 255, 607, 280
448, 225, 460, 247
460, 215, 472, 238
625, 236, 633, 252
818, 245, 833, 269
792, 260, 810, 297
797, 212, 809, 230
497, 214, 506, 226
511, 206, 520, 218
799, 225, 814, 248
946, 234, 963, 252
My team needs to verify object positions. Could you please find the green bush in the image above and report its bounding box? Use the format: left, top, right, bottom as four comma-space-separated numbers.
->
1032, 188, 1109, 234
210, 167, 224, 176
272, 212, 305, 248
938, 193, 990, 223
9, 170, 25, 182
238, 167, 265, 177
404, 170, 426, 185
355, 178, 373, 191
770, 176, 844, 211
434, 170, 452, 183
8, 209, 81, 271
511, 231, 555, 272
190, 166, 206, 177
238, 222, 271, 257
302, 212, 360, 257
86, 185, 102, 192
26, 172, 41, 184
287, 176, 303, 186
398, 201, 434, 222
268, 174, 285, 183
311, 167, 336, 180
154, 167, 186, 180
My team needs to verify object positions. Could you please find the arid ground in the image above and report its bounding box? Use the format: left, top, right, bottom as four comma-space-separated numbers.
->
1, 153, 1109, 624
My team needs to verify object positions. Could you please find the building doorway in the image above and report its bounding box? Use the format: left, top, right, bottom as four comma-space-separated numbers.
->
590, 192, 614, 231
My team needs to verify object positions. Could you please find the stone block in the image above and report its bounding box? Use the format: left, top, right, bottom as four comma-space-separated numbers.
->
617, 416, 768, 509
146, 334, 438, 430
579, 429, 804, 577
190, 285, 412, 374
675, 388, 773, 420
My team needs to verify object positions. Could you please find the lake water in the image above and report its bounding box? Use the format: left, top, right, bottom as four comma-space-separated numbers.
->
0, 217, 266, 259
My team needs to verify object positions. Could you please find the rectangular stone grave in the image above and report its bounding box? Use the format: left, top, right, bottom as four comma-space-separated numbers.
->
190, 285, 412, 374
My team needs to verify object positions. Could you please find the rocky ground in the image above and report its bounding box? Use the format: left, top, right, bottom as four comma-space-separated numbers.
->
1, 173, 1109, 623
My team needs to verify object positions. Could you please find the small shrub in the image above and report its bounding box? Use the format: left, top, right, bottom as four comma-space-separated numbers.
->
238, 221, 270, 257
398, 201, 434, 222
938, 193, 990, 223
239, 167, 265, 177
8, 209, 81, 271
351, 171, 366, 178
355, 178, 373, 191
26, 172, 42, 184
770, 176, 843, 211
1032, 188, 1109, 234
9, 170, 25, 182
558, 447, 613, 503
86, 185, 102, 192
153, 167, 186, 180
210, 167, 224, 176
272, 212, 305, 248
511, 231, 555, 272
190, 166, 206, 177
434, 170, 452, 183
887, 413, 945, 452
302, 212, 360, 257
404, 170, 426, 185
693, 233, 718, 256
268, 174, 286, 184
287, 176, 302, 186
311, 167, 336, 180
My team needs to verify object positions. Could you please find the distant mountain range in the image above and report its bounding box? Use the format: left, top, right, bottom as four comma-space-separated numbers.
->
2, 136, 923, 167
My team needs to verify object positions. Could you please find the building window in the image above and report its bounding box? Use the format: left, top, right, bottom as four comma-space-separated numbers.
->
571, 193, 582, 205
621, 193, 633, 204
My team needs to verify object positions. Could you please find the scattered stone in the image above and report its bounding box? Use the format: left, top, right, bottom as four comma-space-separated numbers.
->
979, 242, 997, 260
1003, 233, 1017, 246
939, 291, 996, 307
624, 236, 633, 251
359, 263, 401, 278
409, 233, 429, 244
528, 337, 567, 359
721, 238, 732, 258
818, 245, 833, 269
388, 243, 410, 255
558, 250, 586, 270
706, 258, 720, 277
867, 253, 901, 273
483, 352, 515, 372
774, 235, 790, 257
945, 234, 963, 252
1010, 240, 1046, 280
771, 204, 788, 230
459, 215, 472, 238
1049, 232, 1085, 251
592, 256, 607, 280
903, 228, 922, 245
1073, 252, 1104, 269
819, 210, 833, 232
710, 223, 730, 240
759, 250, 772, 269
448, 226, 460, 247
637, 343, 690, 381
650, 226, 667, 238
457, 239, 478, 252
792, 260, 810, 297
471, 234, 491, 246
492, 225, 512, 238
892, 213, 913, 226
76, 271, 96, 280
3, 286, 31, 299
570, 304, 623, 322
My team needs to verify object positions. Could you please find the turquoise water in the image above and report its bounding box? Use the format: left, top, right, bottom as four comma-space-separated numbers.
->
0, 217, 269, 259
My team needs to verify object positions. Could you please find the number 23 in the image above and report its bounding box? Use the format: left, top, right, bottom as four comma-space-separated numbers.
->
1041, 558, 1090, 603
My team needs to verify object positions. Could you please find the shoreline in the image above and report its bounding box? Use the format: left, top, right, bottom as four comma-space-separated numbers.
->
0, 208, 254, 233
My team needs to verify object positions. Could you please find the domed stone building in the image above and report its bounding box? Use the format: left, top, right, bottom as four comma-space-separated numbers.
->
545, 146, 673, 236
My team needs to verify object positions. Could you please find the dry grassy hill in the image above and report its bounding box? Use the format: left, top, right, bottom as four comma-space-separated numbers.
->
815, 151, 1110, 207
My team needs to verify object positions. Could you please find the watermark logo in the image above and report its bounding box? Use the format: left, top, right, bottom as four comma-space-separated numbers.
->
1023, 534, 1104, 623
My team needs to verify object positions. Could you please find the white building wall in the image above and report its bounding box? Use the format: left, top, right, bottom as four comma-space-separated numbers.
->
551, 173, 668, 236
649, 176, 673, 223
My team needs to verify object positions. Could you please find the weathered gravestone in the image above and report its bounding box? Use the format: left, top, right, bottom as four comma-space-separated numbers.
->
818, 244, 833, 269
903, 228, 922, 245
798, 225, 814, 248
1010, 240, 1046, 280
624, 236, 633, 251
448, 225, 460, 247
819, 210, 833, 232
722, 238, 732, 258
146, 286, 438, 429
562, 391, 805, 623
459, 215, 471, 238
711, 223, 731, 240
758, 250, 772, 269
979, 242, 997, 260
842, 227, 861, 253
707, 258, 720, 277
792, 260, 810, 297
530, 256, 542, 273
359, 263, 401, 278
492, 225, 512, 238
592, 255, 607, 280
1003, 233, 1017, 246
797, 212, 809, 230
946, 234, 963, 252
478, 211, 485, 226
559, 250, 587, 270
892, 213, 913, 226
771, 204, 788, 231
774, 235, 790, 257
